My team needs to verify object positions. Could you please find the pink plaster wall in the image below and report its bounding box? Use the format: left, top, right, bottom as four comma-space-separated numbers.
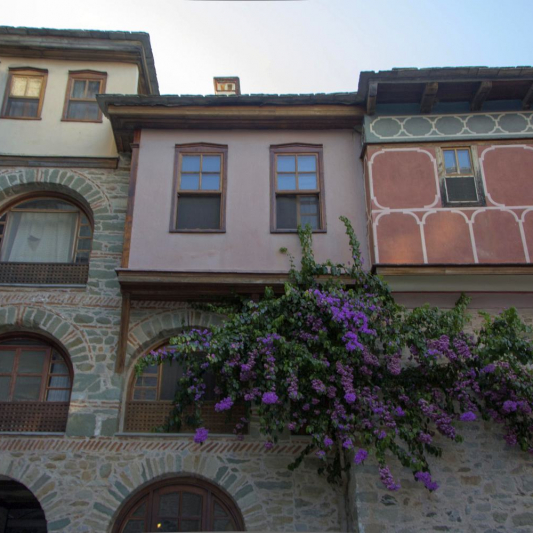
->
128, 130, 367, 272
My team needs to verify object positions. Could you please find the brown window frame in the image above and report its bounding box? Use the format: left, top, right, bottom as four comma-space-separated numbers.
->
112, 477, 245, 533
61, 70, 107, 123
270, 143, 326, 233
170, 143, 228, 233
1, 67, 48, 120
437, 145, 486, 208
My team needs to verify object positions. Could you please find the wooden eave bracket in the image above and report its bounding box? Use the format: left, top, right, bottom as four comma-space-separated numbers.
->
420, 82, 439, 114
522, 82, 533, 110
470, 81, 492, 112
366, 81, 378, 115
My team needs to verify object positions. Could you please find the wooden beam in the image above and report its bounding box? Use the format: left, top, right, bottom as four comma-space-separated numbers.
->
420, 82, 439, 113
367, 81, 378, 115
0, 155, 118, 169
522, 82, 533, 110
470, 81, 492, 111
115, 292, 131, 374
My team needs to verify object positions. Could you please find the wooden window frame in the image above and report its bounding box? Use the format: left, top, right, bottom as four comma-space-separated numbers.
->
170, 143, 228, 233
112, 477, 245, 533
1, 67, 48, 120
270, 143, 327, 233
61, 70, 107, 123
437, 145, 486, 208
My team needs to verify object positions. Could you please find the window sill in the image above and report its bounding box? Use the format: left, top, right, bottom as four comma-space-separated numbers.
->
116, 432, 239, 438
169, 229, 226, 234
0, 116, 42, 120
0, 431, 64, 436
271, 228, 327, 234
61, 118, 103, 124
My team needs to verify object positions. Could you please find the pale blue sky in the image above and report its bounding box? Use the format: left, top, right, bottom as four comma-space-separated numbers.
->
3, 0, 532, 95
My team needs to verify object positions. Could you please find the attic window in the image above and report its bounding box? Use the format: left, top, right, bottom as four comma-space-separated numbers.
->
213, 77, 241, 96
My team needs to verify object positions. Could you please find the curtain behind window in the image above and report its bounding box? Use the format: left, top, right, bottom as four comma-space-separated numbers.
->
1, 211, 77, 262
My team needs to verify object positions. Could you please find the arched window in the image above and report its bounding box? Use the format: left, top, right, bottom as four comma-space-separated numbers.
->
0, 477, 47, 532
113, 477, 244, 532
124, 344, 246, 434
0, 336, 73, 432
0, 195, 92, 284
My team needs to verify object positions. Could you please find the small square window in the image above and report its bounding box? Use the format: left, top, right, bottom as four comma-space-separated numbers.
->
1, 68, 48, 119
62, 71, 106, 122
171, 144, 227, 232
439, 147, 485, 207
270, 144, 326, 232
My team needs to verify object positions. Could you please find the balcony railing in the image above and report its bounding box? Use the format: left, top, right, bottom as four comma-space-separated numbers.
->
0, 402, 69, 432
0, 262, 89, 285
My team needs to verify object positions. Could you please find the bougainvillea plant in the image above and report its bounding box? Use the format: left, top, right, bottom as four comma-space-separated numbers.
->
136, 217, 533, 492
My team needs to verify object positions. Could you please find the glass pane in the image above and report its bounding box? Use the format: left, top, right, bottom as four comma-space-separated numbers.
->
67, 101, 99, 120
132, 502, 147, 518
18, 351, 46, 374
214, 519, 234, 531
182, 156, 201, 172
277, 174, 296, 191
176, 196, 221, 230
298, 173, 317, 190
180, 520, 200, 531
0, 351, 15, 373
298, 155, 316, 172
15, 199, 75, 211
276, 196, 297, 229
87, 80, 101, 98
77, 238, 92, 251
26, 78, 43, 98
180, 174, 200, 190
48, 376, 70, 388
137, 376, 157, 387
182, 493, 202, 516
7, 98, 39, 118
201, 174, 220, 191
155, 519, 177, 532
0, 377, 10, 400
133, 388, 157, 400
144, 365, 159, 375
300, 196, 319, 230
80, 225, 92, 237
160, 363, 182, 401
443, 150, 457, 174
46, 389, 70, 401
11, 76, 28, 97
13, 376, 42, 400
214, 502, 228, 517
123, 520, 144, 533
445, 177, 478, 202
202, 155, 221, 172
159, 492, 180, 516
50, 362, 67, 374
72, 80, 86, 98
277, 155, 296, 172
457, 150, 472, 173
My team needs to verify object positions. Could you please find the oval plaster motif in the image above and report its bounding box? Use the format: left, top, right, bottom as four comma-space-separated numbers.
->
435, 116, 464, 135
466, 115, 496, 134
499, 113, 528, 133
403, 117, 432, 137
372, 117, 402, 138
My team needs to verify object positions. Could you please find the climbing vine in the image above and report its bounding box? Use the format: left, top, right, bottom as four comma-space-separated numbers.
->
137, 217, 533, 492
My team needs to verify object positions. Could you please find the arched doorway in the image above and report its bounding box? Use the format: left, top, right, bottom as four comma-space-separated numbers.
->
0, 476, 47, 532
113, 477, 245, 532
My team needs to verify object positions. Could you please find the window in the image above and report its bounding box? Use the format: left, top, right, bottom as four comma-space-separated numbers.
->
113, 478, 245, 532
125, 344, 246, 434
0, 336, 72, 432
0, 196, 93, 284
62, 70, 106, 122
1, 68, 47, 119
171, 144, 227, 232
270, 144, 326, 232
439, 146, 485, 206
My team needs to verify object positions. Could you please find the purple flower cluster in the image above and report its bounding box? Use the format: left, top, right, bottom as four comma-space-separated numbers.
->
379, 466, 401, 491
215, 397, 234, 412
194, 427, 209, 444
354, 449, 368, 464
415, 471, 439, 491
262, 391, 279, 405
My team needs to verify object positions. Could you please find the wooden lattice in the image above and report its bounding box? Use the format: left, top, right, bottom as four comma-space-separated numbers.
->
0, 402, 69, 432
124, 400, 248, 434
0, 262, 89, 285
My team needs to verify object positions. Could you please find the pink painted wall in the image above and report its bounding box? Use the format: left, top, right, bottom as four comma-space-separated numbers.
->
367, 143, 533, 265
128, 130, 367, 272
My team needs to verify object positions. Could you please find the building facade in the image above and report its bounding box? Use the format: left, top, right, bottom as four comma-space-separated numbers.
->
0, 28, 532, 532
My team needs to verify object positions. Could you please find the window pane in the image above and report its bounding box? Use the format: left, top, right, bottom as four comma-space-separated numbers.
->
277, 174, 296, 191
18, 351, 46, 374
15, 199, 75, 211
180, 174, 200, 190
72, 80, 86, 98
6, 98, 39, 118
182, 156, 201, 172
132, 502, 147, 518
77, 238, 92, 251
26, 78, 43, 98
86, 80, 101, 98
80, 225, 92, 237
13, 376, 42, 400
48, 376, 70, 388
298, 173, 317, 190
457, 150, 472, 173
0, 377, 10, 400
445, 177, 478, 202
201, 174, 220, 191
300, 196, 319, 229
298, 155, 316, 172
50, 362, 68, 374
181, 520, 200, 531
159, 492, 180, 516
11, 77, 28, 97
0, 211, 77, 263
443, 150, 457, 174
46, 389, 70, 401
136, 376, 157, 388
202, 155, 221, 172
177, 196, 221, 230
276, 196, 297, 229
67, 101, 99, 120
0, 351, 15, 373
277, 155, 296, 172
134, 388, 157, 400
182, 493, 202, 516
157, 519, 178, 532
160, 363, 183, 401
214, 519, 234, 531
214, 502, 228, 517
123, 520, 144, 533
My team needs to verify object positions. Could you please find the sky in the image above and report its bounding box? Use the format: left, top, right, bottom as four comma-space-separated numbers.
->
3, 0, 532, 96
